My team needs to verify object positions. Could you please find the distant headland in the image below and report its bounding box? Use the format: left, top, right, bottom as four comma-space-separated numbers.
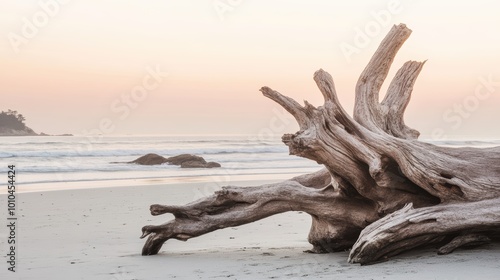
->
0, 109, 72, 136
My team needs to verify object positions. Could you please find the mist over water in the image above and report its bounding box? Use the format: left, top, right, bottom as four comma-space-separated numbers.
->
1, 135, 499, 187
1, 135, 319, 186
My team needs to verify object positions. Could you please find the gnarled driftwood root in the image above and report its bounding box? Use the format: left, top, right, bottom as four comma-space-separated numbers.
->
141, 24, 500, 264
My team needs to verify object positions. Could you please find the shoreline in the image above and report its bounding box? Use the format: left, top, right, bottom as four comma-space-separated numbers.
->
1, 172, 305, 194
1, 179, 499, 279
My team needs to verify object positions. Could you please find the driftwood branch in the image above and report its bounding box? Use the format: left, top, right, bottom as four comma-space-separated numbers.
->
349, 198, 500, 264
141, 24, 500, 264
354, 24, 412, 135
141, 169, 378, 255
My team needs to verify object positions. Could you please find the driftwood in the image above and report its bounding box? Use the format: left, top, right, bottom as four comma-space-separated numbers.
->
140, 24, 500, 264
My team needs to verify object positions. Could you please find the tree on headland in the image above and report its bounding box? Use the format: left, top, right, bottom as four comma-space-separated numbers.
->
140, 24, 500, 264
16, 114, 26, 123
0, 109, 28, 130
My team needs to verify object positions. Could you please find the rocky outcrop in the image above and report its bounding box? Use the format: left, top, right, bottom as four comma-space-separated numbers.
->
180, 161, 221, 169
131, 153, 169, 165
206, 162, 222, 168
180, 161, 207, 168
0, 128, 73, 137
130, 153, 221, 168
165, 154, 206, 165
0, 127, 38, 136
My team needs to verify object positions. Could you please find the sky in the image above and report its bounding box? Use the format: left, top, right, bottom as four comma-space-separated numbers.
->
1, 0, 499, 139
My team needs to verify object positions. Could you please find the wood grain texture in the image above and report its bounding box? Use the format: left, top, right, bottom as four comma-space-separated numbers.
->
141, 24, 500, 263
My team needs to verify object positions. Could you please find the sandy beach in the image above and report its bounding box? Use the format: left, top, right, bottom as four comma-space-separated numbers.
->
3, 0, 500, 278
1, 179, 499, 280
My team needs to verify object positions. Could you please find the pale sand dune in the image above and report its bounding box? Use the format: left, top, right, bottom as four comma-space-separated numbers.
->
1, 180, 499, 279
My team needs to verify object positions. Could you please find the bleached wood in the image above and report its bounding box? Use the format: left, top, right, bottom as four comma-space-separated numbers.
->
349, 198, 500, 264
141, 169, 378, 255
354, 24, 412, 135
381, 60, 424, 139
141, 24, 500, 264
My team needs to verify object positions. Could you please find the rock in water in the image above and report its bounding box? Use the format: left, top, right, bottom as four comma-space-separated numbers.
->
206, 162, 221, 168
130, 153, 168, 165
165, 154, 206, 165
180, 161, 208, 168
180, 160, 222, 168
129, 153, 221, 168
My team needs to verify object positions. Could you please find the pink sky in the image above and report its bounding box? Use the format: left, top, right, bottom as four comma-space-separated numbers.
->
1, 0, 499, 139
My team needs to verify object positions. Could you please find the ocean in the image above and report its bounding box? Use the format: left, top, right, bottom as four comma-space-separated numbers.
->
1, 135, 499, 191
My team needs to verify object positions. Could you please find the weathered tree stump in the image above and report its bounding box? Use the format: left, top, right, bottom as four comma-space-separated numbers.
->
141, 24, 500, 264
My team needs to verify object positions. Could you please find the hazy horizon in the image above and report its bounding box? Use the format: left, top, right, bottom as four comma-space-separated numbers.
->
1, 0, 499, 140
